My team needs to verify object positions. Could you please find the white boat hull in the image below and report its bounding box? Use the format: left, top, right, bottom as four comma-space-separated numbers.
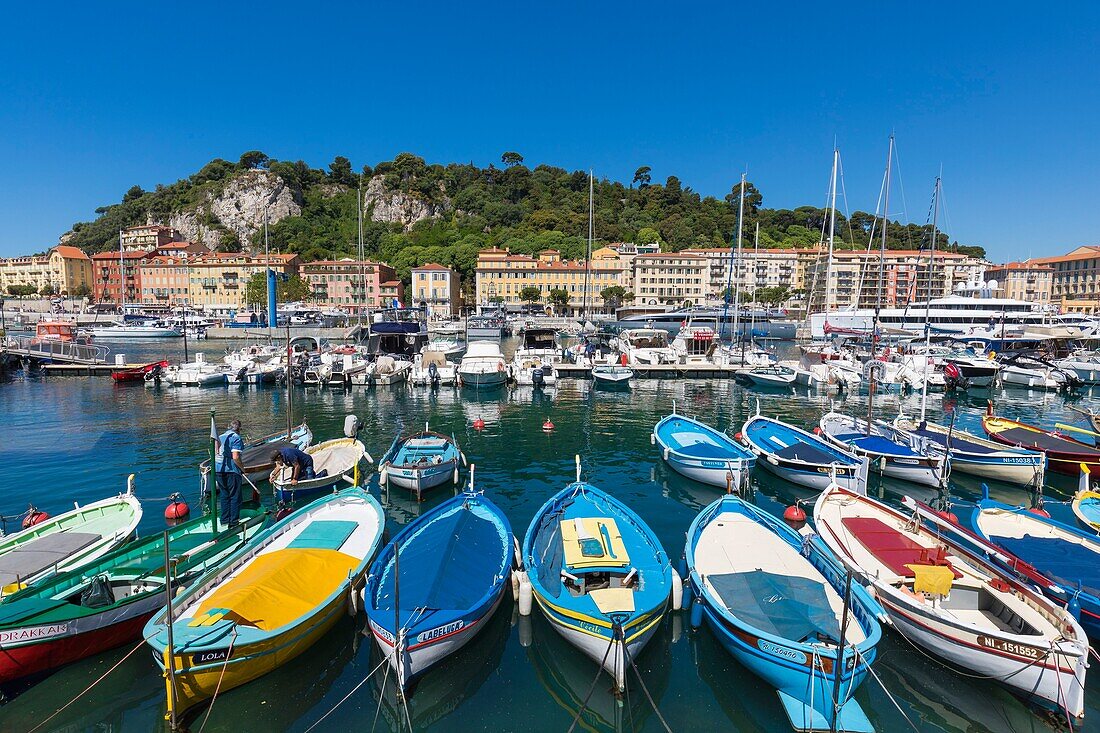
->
999, 366, 1064, 390
458, 369, 508, 387
543, 604, 660, 691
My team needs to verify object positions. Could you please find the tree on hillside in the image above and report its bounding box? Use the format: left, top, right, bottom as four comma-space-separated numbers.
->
328, 156, 356, 186
548, 288, 570, 314
123, 185, 145, 203
238, 151, 270, 170
632, 166, 652, 188
637, 227, 662, 245
726, 180, 763, 216
244, 273, 313, 307
519, 285, 542, 305
501, 151, 524, 168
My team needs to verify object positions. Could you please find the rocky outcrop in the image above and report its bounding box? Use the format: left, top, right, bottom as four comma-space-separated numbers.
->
362, 175, 449, 231
167, 170, 301, 249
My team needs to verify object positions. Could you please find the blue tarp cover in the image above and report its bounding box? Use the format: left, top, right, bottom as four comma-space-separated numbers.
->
993, 535, 1100, 597
708, 570, 841, 643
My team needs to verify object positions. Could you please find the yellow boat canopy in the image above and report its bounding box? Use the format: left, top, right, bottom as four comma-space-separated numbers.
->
561, 517, 629, 570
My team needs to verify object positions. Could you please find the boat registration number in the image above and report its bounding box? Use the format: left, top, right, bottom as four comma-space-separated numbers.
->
892, 458, 919, 465
0, 623, 68, 643
192, 647, 233, 665
757, 639, 807, 665
977, 636, 1042, 660
417, 620, 464, 643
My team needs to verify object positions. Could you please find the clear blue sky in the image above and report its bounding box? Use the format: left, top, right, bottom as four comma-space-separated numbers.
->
1, 2, 1096, 261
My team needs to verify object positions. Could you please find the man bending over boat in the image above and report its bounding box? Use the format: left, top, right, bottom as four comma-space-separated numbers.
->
215, 419, 245, 528
271, 446, 322, 484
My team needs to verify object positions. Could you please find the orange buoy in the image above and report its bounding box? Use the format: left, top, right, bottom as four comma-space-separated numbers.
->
934, 509, 960, 524
734, 432, 744, 443
543, 418, 555, 431
473, 418, 486, 431
275, 504, 294, 521
1028, 506, 1051, 518
22, 509, 49, 529
164, 499, 190, 522
812, 426, 822, 435
783, 504, 807, 529
620, 353, 628, 366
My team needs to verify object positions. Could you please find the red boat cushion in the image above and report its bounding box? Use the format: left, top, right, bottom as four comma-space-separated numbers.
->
840, 517, 961, 578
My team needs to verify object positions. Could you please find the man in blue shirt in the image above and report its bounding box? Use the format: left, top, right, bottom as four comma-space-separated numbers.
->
270, 446, 319, 484
215, 419, 245, 528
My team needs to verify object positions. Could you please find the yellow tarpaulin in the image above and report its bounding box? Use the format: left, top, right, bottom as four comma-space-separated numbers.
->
560, 517, 629, 569
590, 587, 636, 614
193, 548, 358, 631
905, 564, 954, 596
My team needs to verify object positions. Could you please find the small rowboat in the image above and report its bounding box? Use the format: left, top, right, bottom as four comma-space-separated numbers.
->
819, 412, 945, 488
270, 437, 372, 504
591, 364, 634, 385
0, 485, 142, 595
1072, 465, 1100, 531
145, 488, 386, 721
971, 487, 1100, 642
893, 416, 1045, 486
111, 360, 168, 383
653, 410, 756, 490
199, 423, 313, 484
741, 411, 868, 493
365, 489, 513, 691
814, 484, 1089, 722
0, 508, 268, 686
686, 494, 883, 732
523, 461, 672, 691
981, 412, 1100, 475
379, 425, 463, 500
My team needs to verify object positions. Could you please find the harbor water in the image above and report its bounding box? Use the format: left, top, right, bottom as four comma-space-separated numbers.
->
1, 338, 1098, 732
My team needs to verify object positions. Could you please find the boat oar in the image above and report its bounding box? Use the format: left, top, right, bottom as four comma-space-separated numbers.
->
1054, 423, 1100, 441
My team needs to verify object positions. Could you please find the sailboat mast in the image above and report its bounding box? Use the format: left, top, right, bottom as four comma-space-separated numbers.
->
750, 221, 759, 345
732, 172, 746, 345
118, 229, 124, 309
358, 173, 364, 329
867, 135, 894, 433
582, 171, 593, 321
919, 174, 941, 422
826, 148, 839, 314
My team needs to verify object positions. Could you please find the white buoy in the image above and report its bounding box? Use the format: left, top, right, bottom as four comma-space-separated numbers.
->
453, 468, 459, 484
517, 570, 533, 616
347, 587, 359, 617
671, 568, 683, 611
650, 433, 655, 445
344, 414, 361, 438
663, 447, 670, 461
379, 469, 388, 486
114, 353, 127, 366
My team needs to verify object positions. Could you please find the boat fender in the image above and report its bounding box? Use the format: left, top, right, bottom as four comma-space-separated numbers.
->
453, 468, 459, 484
677, 557, 688, 581
164, 495, 190, 522
517, 570, 533, 616
22, 508, 49, 529
347, 586, 359, 617
511, 568, 520, 599
518, 614, 533, 648
379, 469, 388, 486
766, 455, 779, 466
497, 361, 505, 372
343, 415, 361, 438
620, 353, 628, 366
663, 447, 670, 461
671, 568, 683, 611
1028, 506, 1051, 518
650, 433, 656, 446
813, 426, 822, 435
734, 432, 744, 444
1069, 592, 1082, 621
689, 594, 704, 629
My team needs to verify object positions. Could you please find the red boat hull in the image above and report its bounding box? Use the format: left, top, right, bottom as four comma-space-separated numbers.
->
0, 613, 151, 684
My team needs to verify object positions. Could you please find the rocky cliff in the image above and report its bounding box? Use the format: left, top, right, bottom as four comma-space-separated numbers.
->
166, 170, 301, 249
362, 175, 449, 231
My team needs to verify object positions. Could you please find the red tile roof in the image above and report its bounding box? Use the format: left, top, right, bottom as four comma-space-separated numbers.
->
413, 263, 452, 271
52, 245, 89, 259
91, 250, 150, 260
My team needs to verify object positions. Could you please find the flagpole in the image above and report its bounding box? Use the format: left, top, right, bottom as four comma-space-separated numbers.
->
209, 409, 219, 533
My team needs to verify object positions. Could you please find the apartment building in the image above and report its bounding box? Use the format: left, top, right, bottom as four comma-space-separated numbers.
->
120, 225, 182, 252
0, 246, 93, 295
632, 252, 707, 306
684, 247, 818, 303
300, 259, 398, 312
379, 280, 405, 308
186, 253, 300, 311
473, 247, 625, 314
984, 260, 1053, 304
92, 250, 152, 304
1032, 246, 1100, 313
139, 255, 193, 306
411, 263, 462, 317
806, 250, 987, 311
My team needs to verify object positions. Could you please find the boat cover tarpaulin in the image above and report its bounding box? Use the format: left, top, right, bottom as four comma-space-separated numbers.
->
988, 424, 1100, 457
194, 548, 358, 631
376, 503, 508, 613
0, 532, 100, 587
835, 434, 917, 458
708, 570, 841, 643
774, 442, 841, 464
991, 536, 1100, 597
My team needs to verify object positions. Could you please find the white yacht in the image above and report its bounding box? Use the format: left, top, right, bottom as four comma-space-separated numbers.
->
615, 328, 678, 365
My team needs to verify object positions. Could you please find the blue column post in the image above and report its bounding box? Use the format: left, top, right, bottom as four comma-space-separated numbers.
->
267, 269, 277, 329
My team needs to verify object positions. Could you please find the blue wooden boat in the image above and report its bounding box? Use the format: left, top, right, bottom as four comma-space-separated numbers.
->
380, 425, 464, 500
523, 462, 672, 691
893, 416, 1045, 486
819, 412, 945, 488
364, 489, 513, 691
741, 411, 867, 493
970, 486, 1100, 640
653, 409, 756, 490
685, 495, 883, 732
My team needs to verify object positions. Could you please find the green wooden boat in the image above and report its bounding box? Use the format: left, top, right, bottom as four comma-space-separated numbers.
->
0, 483, 143, 595
0, 508, 268, 687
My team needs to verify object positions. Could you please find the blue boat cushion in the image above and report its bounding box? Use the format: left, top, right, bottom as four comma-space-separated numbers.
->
909, 427, 998, 455
668, 431, 734, 459
835, 434, 916, 457
377, 505, 506, 612
991, 536, 1100, 597
287, 521, 357, 551
773, 442, 841, 465
533, 516, 565, 598
708, 570, 841, 643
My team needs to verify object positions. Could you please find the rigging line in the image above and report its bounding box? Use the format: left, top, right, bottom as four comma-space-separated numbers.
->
197, 627, 239, 733
370, 658, 392, 733
890, 138, 917, 252
851, 163, 889, 310
852, 646, 922, 733
566, 636, 617, 733
625, 634, 673, 733
307, 652, 392, 733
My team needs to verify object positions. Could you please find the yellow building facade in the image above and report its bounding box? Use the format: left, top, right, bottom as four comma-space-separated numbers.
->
474, 248, 625, 313
0, 246, 93, 295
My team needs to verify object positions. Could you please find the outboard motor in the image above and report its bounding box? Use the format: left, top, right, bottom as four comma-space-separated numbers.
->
532, 366, 545, 388
344, 414, 362, 438
236, 366, 249, 383
428, 361, 440, 389
943, 361, 969, 392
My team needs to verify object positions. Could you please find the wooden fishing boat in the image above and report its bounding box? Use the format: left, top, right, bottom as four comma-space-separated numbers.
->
522, 462, 672, 691
270, 437, 371, 504
814, 484, 1089, 721
364, 490, 513, 691
1072, 465, 1100, 531
741, 412, 867, 493
981, 412, 1100, 475
591, 364, 634, 385
0, 487, 142, 595
0, 509, 268, 686
685, 495, 883, 732
971, 488, 1100, 641
379, 425, 463, 500
111, 359, 168, 383
1067, 404, 1100, 434
199, 423, 313, 483
893, 416, 1045, 485
653, 410, 755, 490
145, 488, 385, 721
819, 412, 945, 488
737, 364, 797, 388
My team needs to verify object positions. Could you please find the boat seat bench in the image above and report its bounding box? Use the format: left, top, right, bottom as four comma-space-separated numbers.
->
840, 517, 961, 579
288, 520, 357, 551
0, 532, 101, 586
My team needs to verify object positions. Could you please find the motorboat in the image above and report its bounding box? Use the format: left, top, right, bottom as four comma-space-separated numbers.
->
350, 356, 412, 387
616, 328, 677, 366
466, 313, 505, 341
818, 412, 946, 488
522, 462, 673, 691
997, 353, 1078, 391
424, 336, 466, 361
458, 341, 509, 388
86, 320, 181, 338
270, 436, 372, 504
511, 328, 559, 387
670, 319, 719, 365
942, 353, 1000, 388
741, 412, 867, 493
379, 426, 464, 500
813, 484, 1088, 722
981, 412, 1100, 475
365, 308, 430, 359
653, 410, 755, 490
1055, 352, 1100, 385
145, 489, 385, 721
893, 416, 1044, 486
165, 354, 228, 387
685, 494, 882, 732
591, 365, 634, 385
364, 490, 512, 691
737, 364, 796, 388
410, 350, 457, 387
111, 359, 168, 383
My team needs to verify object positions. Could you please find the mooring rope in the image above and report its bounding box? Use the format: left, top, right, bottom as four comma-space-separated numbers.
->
565, 636, 616, 733
853, 646, 921, 733
306, 651, 391, 733
625, 636, 673, 733
197, 627, 238, 733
